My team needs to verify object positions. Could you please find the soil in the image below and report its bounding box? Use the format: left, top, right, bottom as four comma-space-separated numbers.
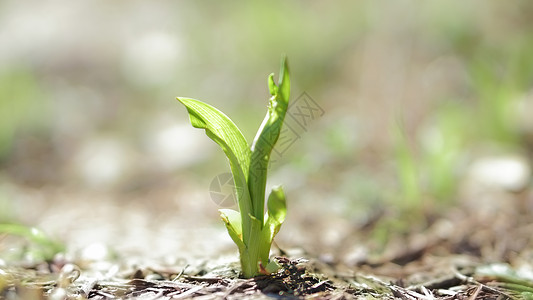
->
1, 132, 532, 300
2, 190, 532, 299
1, 254, 529, 299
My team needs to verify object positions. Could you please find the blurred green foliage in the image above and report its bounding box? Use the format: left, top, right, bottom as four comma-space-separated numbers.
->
0, 223, 64, 262
393, 122, 421, 212
0, 1, 533, 251
0, 68, 50, 160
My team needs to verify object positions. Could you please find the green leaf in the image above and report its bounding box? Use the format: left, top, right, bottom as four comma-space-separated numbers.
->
251, 186, 287, 277
266, 186, 287, 226
263, 259, 281, 274
268, 74, 277, 96
265, 186, 287, 239
177, 98, 250, 177
277, 55, 290, 104
219, 209, 245, 249
177, 98, 253, 242
248, 56, 290, 221
242, 214, 264, 278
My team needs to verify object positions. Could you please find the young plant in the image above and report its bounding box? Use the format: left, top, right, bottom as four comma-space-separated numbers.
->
177, 57, 290, 278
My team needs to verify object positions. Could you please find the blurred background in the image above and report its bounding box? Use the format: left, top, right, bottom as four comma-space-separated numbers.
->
1, 1, 533, 266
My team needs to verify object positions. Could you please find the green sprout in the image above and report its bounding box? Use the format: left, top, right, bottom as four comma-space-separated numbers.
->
177, 57, 290, 278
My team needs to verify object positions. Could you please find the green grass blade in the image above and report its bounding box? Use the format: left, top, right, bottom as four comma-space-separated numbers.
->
248, 57, 290, 221
177, 98, 253, 242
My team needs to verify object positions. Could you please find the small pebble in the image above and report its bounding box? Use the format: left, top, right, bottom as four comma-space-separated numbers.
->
49, 288, 68, 300
145, 273, 164, 281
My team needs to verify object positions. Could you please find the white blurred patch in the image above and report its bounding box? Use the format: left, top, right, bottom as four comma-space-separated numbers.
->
122, 32, 181, 87
145, 120, 212, 170
0, 2, 69, 64
75, 138, 131, 188
467, 155, 531, 192
79, 242, 112, 262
